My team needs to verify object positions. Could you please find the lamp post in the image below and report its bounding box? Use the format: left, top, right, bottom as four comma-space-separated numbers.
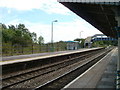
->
80, 31, 83, 39
51, 20, 58, 52
80, 31, 83, 48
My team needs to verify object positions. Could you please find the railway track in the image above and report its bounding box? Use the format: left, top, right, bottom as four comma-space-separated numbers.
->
35, 48, 112, 89
2, 48, 112, 89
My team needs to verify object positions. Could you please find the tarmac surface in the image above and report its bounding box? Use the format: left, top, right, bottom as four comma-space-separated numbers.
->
2, 48, 102, 62
2, 51, 70, 61
63, 47, 117, 89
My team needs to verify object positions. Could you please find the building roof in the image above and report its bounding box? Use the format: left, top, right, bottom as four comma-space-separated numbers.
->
65, 41, 79, 43
92, 34, 106, 37
85, 36, 92, 43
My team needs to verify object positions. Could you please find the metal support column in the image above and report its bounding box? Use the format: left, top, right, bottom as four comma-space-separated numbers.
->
116, 5, 120, 89
117, 29, 120, 89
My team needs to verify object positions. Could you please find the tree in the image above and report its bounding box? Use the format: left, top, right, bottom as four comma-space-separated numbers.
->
1, 24, 7, 29
38, 36, 44, 45
17, 24, 25, 30
92, 40, 117, 47
2, 23, 40, 56
15, 24, 33, 46
2, 23, 34, 46
8, 25, 15, 30
31, 32, 37, 43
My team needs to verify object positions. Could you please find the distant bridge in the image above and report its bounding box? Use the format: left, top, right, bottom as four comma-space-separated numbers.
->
84, 34, 117, 48
91, 34, 117, 42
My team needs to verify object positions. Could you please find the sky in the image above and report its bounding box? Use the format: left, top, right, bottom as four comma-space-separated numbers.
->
0, 0, 102, 43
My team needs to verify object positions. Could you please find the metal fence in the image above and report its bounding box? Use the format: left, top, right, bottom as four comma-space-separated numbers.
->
2, 43, 67, 56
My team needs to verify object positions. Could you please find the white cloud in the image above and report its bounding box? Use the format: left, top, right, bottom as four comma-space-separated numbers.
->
6, 19, 102, 43
1, 0, 102, 43
6, 19, 20, 25
7, 9, 11, 14
0, 0, 71, 15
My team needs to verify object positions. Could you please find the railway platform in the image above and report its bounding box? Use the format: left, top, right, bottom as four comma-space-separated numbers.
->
63, 48, 117, 89
2, 47, 115, 89
1, 47, 102, 65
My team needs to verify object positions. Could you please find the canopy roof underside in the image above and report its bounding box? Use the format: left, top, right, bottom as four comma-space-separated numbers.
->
58, 0, 120, 38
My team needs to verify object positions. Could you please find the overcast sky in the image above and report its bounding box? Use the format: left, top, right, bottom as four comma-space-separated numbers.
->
0, 0, 102, 43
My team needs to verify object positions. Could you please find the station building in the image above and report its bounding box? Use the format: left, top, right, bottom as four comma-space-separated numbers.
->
65, 41, 79, 50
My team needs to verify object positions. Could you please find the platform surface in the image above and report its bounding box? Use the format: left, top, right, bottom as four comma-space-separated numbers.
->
1, 48, 102, 65
63, 47, 117, 89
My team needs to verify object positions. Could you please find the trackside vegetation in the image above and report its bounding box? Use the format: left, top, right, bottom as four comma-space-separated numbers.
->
1, 23, 117, 56
1, 23, 66, 56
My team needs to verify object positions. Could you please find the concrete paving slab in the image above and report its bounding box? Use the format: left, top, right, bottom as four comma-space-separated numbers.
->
97, 85, 114, 88
96, 48, 117, 89
101, 78, 115, 82
63, 48, 117, 89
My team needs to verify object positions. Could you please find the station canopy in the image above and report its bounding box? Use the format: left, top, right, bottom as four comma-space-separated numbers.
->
58, 0, 120, 38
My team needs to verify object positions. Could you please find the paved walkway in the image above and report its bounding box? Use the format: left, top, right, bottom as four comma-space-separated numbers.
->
63, 48, 117, 89
1, 48, 102, 65
96, 48, 117, 89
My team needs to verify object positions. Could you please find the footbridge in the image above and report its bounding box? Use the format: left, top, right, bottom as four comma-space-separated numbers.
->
84, 34, 117, 48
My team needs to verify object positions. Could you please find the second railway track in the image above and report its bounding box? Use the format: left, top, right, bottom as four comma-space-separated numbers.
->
2, 48, 113, 89
35, 48, 112, 89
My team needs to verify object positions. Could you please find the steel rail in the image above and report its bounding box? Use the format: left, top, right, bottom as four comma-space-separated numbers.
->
2, 48, 111, 89
34, 49, 112, 89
